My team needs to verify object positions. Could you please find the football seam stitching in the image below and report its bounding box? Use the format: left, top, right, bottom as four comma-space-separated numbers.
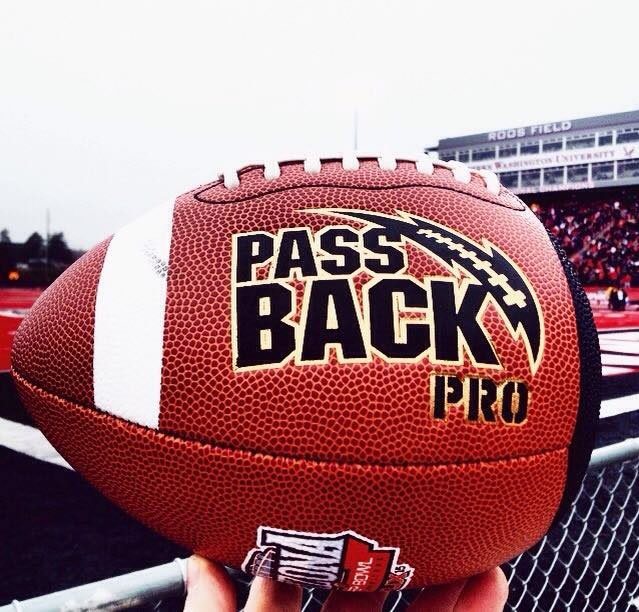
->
13, 368, 570, 471
191, 179, 526, 212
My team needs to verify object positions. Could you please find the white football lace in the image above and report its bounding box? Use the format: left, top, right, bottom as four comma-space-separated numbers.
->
220, 154, 501, 196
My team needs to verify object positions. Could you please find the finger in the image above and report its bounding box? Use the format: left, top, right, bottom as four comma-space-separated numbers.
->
454, 567, 509, 612
321, 589, 388, 612
244, 576, 303, 612
183, 555, 236, 612
407, 578, 468, 612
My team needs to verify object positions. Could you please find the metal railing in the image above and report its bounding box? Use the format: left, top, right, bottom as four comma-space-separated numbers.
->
3, 439, 639, 612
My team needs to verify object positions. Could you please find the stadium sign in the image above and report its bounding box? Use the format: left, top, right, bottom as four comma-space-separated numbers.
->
531, 181, 593, 194
469, 143, 639, 173
488, 121, 572, 142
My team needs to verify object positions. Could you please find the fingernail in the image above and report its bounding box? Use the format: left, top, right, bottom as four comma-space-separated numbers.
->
187, 556, 201, 589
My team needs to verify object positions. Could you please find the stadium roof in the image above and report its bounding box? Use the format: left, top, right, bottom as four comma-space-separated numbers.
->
429, 110, 639, 151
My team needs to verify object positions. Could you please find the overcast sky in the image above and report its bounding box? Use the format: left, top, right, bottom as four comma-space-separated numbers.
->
1, 0, 638, 249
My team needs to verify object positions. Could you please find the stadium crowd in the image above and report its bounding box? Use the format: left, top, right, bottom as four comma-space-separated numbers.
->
530, 191, 639, 287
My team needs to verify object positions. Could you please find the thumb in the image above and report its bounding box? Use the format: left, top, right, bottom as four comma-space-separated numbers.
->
183, 555, 236, 612
454, 567, 508, 612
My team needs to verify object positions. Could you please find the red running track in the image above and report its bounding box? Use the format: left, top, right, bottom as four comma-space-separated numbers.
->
0, 289, 41, 372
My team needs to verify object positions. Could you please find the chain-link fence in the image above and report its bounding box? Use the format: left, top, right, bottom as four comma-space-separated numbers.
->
504, 456, 639, 612
3, 442, 639, 612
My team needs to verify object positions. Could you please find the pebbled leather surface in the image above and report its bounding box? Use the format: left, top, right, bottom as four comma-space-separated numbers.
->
11, 239, 110, 405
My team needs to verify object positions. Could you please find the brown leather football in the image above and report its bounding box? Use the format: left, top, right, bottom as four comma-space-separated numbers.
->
11, 155, 600, 591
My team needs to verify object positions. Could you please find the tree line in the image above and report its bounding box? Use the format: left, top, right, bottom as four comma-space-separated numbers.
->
0, 228, 83, 286
1, 229, 76, 264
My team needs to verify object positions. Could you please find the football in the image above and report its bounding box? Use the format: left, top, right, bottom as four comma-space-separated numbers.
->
10, 155, 600, 592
